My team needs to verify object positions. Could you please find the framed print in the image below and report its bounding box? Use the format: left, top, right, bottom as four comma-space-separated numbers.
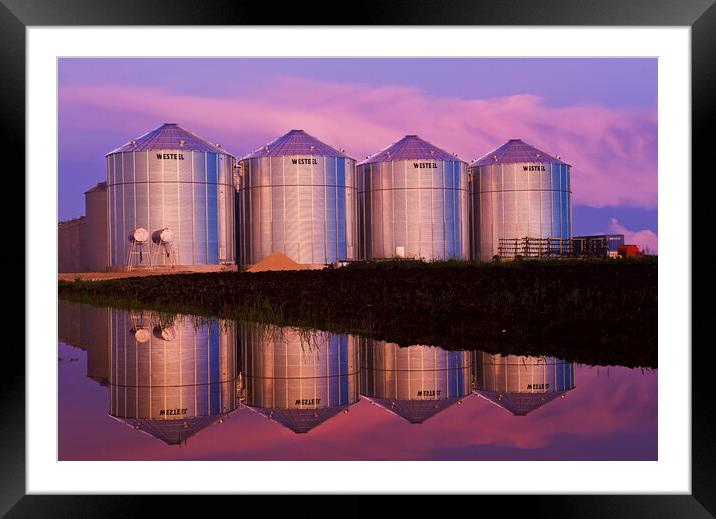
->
4, 0, 712, 515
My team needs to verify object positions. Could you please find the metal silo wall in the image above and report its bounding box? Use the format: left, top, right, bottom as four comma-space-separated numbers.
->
84, 305, 110, 385
106, 150, 235, 267
108, 310, 237, 420
357, 160, 469, 260
470, 162, 572, 261
237, 155, 357, 265
240, 323, 359, 409
82, 186, 108, 271
473, 352, 575, 393
359, 341, 472, 400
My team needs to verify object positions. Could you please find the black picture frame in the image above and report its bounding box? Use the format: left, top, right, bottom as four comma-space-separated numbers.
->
3, 0, 710, 515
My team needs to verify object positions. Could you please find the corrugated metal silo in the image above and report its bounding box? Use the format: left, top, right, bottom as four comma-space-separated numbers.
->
106, 123, 236, 269
357, 135, 469, 260
469, 139, 572, 261
473, 351, 575, 416
360, 340, 472, 424
240, 322, 359, 433
236, 130, 357, 266
82, 182, 108, 271
108, 310, 237, 444
83, 304, 110, 387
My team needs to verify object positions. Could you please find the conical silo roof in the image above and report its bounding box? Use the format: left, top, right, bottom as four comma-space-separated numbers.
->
365, 397, 459, 424
87, 375, 109, 387
112, 416, 221, 445
476, 390, 565, 416
250, 406, 349, 434
107, 123, 232, 155
241, 129, 351, 160
358, 135, 459, 165
84, 181, 107, 194
471, 138, 568, 167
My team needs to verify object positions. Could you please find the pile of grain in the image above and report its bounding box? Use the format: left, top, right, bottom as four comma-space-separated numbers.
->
247, 252, 307, 273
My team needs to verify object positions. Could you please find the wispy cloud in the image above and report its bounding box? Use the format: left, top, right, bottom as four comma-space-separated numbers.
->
60, 76, 657, 209
609, 218, 658, 253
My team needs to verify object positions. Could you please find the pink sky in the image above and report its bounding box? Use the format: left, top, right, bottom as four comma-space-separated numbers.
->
61, 77, 657, 210
59, 341, 657, 461
58, 58, 658, 251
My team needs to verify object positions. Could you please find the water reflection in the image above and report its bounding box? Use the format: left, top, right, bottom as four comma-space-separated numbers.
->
473, 352, 575, 416
58, 302, 110, 386
107, 309, 238, 445
240, 323, 359, 433
60, 302, 592, 447
360, 340, 472, 423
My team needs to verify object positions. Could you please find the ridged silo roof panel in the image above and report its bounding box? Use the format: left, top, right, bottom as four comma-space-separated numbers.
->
476, 390, 565, 416
112, 416, 220, 445
365, 397, 459, 424
241, 129, 351, 160
472, 139, 568, 166
84, 181, 107, 194
250, 406, 349, 433
107, 123, 232, 156
358, 135, 460, 165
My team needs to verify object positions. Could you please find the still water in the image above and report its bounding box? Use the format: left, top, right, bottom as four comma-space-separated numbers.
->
58, 301, 657, 461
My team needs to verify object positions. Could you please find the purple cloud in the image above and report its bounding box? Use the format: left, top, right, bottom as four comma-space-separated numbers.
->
60, 76, 657, 210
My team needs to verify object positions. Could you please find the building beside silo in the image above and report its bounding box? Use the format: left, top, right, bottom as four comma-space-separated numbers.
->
108, 310, 237, 445
58, 182, 106, 273
81, 182, 108, 271
572, 234, 624, 257
106, 123, 236, 270
360, 341, 472, 424
236, 130, 357, 266
240, 322, 359, 433
58, 299, 84, 350
469, 139, 572, 261
473, 351, 575, 416
58, 217, 85, 272
357, 135, 469, 261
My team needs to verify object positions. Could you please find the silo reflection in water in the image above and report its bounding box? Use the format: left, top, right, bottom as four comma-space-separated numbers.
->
58, 300, 110, 386
473, 351, 575, 416
360, 340, 472, 423
108, 309, 237, 445
240, 322, 359, 433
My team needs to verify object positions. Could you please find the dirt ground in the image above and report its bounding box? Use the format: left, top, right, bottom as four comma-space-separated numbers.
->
58, 267, 237, 282
60, 254, 328, 280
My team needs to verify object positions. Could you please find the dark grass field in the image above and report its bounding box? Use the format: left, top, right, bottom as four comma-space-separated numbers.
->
58, 257, 658, 368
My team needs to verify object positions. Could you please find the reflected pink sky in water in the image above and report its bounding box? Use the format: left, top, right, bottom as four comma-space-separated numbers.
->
59, 341, 656, 461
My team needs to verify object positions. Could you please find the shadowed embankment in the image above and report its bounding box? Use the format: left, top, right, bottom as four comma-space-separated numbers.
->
58, 258, 658, 368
